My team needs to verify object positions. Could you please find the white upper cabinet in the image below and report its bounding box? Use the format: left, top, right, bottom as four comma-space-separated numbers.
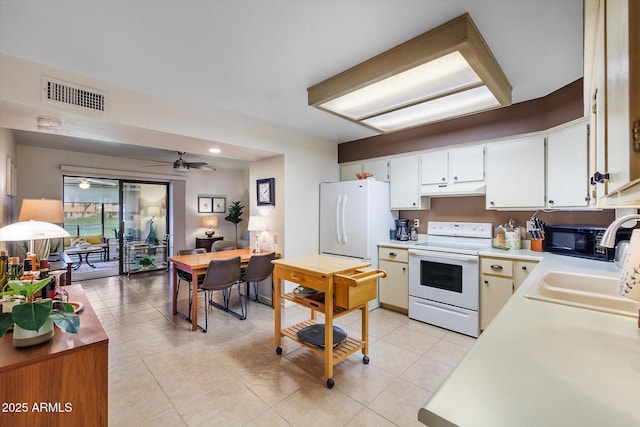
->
363, 159, 390, 182
420, 145, 485, 196
547, 119, 590, 208
486, 135, 546, 209
389, 155, 429, 210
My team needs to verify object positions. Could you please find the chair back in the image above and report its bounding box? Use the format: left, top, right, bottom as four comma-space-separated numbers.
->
243, 252, 276, 282
201, 256, 241, 291
177, 248, 206, 280
212, 240, 238, 252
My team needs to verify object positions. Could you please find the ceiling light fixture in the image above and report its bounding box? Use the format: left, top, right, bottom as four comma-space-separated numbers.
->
79, 179, 90, 189
307, 13, 512, 133
208, 148, 222, 154
36, 116, 61, 131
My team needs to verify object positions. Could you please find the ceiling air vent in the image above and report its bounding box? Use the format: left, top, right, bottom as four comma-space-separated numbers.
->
42, 76, 108, 113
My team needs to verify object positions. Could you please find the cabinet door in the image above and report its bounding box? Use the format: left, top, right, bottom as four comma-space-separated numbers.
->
449, 145, 485, 183
547, 121, 590, 207
514, 260, 539, 291
420, 150, 449, 185
389, 155, 425, 209
485, 136, 546, 209
363, 159, 389, 182
379, 259, 409, 310
480, 275, 514, 330
340, 163, 362, 181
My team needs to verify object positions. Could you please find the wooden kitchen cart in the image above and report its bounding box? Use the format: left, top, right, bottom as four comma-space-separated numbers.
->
272, 254, 386, 388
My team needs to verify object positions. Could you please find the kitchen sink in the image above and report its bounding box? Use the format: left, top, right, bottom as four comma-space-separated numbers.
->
525, 271, 640, 317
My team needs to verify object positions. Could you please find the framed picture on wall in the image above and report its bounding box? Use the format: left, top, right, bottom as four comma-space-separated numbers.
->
198, 196, 213, 213
212, 197, 226, 213
257, 178, 275, 206
5, 156, 14, 197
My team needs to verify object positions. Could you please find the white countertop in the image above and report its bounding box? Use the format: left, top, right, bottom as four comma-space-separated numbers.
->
418, 252, 640, 427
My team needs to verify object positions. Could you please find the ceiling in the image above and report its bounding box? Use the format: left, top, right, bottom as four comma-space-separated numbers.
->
0, 1, 583, 166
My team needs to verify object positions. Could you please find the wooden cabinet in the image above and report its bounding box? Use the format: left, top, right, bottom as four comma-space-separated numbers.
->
389, 155, 429, 210
480, 256, 539, 330
0, 285, 108, 427
195, 236, 223, 252
584, 0, 640, 205
378, 246, 409, 312
485, 135, 546, 209
421, 145, 485, 186
546, 119, 591, 208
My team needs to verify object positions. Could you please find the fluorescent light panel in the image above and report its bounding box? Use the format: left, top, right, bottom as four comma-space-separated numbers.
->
308, 13, 511, 133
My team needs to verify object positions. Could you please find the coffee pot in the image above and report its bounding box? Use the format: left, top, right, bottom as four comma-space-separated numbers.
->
396, 219, 409, 241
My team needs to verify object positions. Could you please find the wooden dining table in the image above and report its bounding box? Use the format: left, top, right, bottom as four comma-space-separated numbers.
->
168, 247, 263, 331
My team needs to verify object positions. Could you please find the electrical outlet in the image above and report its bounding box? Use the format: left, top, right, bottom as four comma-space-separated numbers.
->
413, 219, 420, 228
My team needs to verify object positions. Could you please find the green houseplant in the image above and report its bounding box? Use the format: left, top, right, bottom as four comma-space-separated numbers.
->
0, 277, 80, 347
137, 256, 156, 269
225, 201, 245, 245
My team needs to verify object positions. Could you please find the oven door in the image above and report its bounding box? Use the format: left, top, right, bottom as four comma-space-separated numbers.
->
408, 249, 479, 310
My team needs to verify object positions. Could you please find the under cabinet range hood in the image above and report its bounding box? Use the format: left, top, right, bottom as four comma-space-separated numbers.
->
420, 181, 486, 197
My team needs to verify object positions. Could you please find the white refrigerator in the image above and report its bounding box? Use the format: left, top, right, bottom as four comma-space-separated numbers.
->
320, 180, 395, 309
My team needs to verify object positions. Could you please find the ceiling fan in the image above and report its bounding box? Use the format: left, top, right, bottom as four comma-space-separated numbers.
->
144, 151, 215, 173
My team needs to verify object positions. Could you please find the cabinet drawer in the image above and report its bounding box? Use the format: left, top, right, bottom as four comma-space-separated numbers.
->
278, 268, 326, 291
379, 247, 409, 263
480, 257, 513, 277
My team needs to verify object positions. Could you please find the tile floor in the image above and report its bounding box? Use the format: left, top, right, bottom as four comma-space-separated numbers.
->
79, 271, 475, 426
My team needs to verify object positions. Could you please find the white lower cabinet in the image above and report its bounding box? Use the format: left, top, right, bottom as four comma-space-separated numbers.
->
378, 246, 409, 312
480, 256, 539, 330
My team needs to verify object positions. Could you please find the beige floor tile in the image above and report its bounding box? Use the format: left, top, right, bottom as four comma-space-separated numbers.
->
134, 409, 187, 427
273, 382, 364, 427
400, 354, 455, 392
379, 326, 440, 355
109, 379, 175, 426
244, 408, 292, 426
442, 330, 477, 348
346, 407, 396, 427
332, 356, 394, 405
366, 340, 421, 377
239, 357, 315, 406
424, 339, 470, 367
368, 379, 433, 427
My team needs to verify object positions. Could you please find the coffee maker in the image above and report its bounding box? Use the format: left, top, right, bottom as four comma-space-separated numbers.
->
396, 219, 409, 241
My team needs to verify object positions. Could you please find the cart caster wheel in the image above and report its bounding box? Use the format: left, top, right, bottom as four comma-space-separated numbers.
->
363, 355, 370, 364
276, 347, 282, 355
326, 378, 334, 389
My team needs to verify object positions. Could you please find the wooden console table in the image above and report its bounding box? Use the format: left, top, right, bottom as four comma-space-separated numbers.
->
0, 285, 109, 427
195, 236, 224, 252
272, 254, 385, 388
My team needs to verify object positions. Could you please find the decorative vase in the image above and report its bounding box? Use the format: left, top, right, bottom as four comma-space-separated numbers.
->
13, 318, 54, 347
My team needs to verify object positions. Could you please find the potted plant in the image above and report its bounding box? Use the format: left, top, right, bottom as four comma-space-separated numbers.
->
225, 201, 244, 245
0, 277, 80, 347
137, 256, 156, 269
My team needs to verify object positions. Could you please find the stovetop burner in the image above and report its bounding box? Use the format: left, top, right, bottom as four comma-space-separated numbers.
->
410, 221, 492, 255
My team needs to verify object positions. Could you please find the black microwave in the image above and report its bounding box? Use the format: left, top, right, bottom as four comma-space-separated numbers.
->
543, 225, 633, 261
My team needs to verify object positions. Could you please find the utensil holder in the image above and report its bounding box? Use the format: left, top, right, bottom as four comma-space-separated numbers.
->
531, 239, 543, 252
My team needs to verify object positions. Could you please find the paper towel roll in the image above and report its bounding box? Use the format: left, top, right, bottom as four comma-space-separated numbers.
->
618, 229, 640, 301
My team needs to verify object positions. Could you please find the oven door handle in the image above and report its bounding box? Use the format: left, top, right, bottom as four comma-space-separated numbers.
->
408, 249, 478, 263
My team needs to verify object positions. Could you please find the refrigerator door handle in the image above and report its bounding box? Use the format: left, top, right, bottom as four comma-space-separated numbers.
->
342, 194, 348, 244
336, 195, 343, 244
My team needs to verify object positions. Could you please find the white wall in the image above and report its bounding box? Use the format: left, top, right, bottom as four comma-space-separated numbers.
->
0, 128, 17, 252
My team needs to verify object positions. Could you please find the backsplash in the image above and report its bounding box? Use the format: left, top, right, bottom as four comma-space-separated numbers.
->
400, 196, 616, 234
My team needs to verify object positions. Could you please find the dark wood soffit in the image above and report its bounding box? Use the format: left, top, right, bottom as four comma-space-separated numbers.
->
338, 78, 584, 163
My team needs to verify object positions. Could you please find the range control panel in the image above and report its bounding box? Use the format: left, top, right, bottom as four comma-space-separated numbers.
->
427, 221, 492, 238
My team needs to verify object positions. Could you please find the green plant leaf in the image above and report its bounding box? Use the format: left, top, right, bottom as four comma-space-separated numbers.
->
0, 277, 53, 299
0, 312, 13, 337
50, 310, 80, 334
11, 299, 52, 331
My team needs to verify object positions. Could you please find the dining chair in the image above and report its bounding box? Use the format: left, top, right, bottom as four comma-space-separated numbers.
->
211, 240, 238, 252
240, 252, 276, 307
199, 256, 244, 332
176, 248, 206, 319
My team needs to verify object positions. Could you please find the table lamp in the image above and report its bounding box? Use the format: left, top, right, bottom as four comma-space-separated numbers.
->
247, 216, 266, 253
8, 199, 69, 257
200, 216, 218, 237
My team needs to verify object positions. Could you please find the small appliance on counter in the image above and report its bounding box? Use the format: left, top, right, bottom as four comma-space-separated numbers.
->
543, 225, 633, 261
396, 219, 409, 241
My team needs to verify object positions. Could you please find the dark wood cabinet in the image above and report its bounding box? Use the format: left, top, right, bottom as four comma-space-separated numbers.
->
195, 236, 223, 252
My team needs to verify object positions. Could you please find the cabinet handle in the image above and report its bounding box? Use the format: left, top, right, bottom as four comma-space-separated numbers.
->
490, 201, 495, 206
548, 200, 554, 205
453, 176, 458, 181
522, 266, 527, 271
291, 275, 305, 283
484, 280, 489, 284
490, 265, 503, 270
389, 252, 397, 257
590, 171, 610, 185
441, 177, 446, 181
402, 267, 406, 272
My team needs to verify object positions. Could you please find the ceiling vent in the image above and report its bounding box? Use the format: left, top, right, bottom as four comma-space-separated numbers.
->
42, 76, 108, 113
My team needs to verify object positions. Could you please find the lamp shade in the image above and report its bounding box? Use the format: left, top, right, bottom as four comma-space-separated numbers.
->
247, 216, 266, 232
200, 216, 218, 228
147, 206, 161, 216
18, 199, 64, 223
0, 220, 70, 242
619, 229, 640, 302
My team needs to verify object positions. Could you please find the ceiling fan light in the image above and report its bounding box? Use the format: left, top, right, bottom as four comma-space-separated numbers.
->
79, 179, 91, 189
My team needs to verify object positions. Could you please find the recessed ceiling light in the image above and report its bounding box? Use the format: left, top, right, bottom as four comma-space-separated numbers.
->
36, 116, 61, 131
208, 148, 222, 154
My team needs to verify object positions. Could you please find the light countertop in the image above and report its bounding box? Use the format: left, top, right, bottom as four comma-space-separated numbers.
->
418, 252, 640, 427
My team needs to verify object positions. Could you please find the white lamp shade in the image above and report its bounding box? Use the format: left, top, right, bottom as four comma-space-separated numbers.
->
619, 229, 640, 302
147, 206, 161, 216
0, 220, 70, 242
247, 216, 266, 231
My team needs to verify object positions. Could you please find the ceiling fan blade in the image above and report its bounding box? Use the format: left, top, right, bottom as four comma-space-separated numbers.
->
186, 162, 209, 169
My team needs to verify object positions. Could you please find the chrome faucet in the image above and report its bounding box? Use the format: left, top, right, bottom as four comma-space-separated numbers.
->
601, 214, 640, 248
